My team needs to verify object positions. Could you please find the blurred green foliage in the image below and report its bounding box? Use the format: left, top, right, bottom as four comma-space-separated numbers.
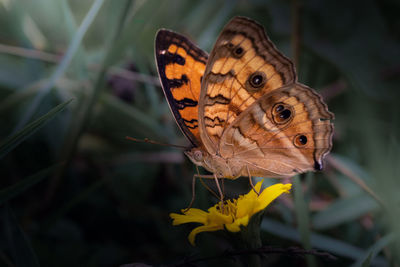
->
0, 0, 399, 266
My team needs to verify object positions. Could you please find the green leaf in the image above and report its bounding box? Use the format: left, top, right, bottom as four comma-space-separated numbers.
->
352, 233, 394, 267
0, 163, 62, 205
361, 253, 372, 267
0, 99, 72, 159
261, 219, 388, 266
312, 194, 379, 230
2, 204, 40, 267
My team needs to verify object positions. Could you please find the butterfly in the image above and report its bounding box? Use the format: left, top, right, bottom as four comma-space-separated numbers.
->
155, 16, 334, 179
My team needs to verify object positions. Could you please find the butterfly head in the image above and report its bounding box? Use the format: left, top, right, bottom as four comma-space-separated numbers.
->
184, 148, 208, 168
185, 148, 225, 176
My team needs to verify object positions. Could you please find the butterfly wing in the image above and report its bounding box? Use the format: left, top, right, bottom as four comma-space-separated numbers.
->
198, 16, 297, 154
220, 84, 334, 177
155, 29, 208, 146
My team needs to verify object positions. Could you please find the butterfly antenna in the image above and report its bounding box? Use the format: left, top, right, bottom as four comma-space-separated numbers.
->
125, 136, 188, 149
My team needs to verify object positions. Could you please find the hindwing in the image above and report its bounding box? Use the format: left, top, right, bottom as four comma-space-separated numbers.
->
220, 84, 334, 177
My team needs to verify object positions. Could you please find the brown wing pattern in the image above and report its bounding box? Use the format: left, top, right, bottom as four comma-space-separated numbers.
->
198, 16, 296, 153
220, 84, 334, 177
155, 30, 208, 146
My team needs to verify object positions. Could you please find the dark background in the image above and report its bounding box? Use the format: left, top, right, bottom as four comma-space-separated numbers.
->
0, 0, 399, 266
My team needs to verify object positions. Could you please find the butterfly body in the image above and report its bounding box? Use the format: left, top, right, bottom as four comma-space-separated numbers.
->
155, 16, 334, 179
185, 148, 243, 179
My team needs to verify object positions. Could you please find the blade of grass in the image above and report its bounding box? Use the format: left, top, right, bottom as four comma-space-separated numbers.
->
135, 64, 159, 117
0, 163, 63, 205
327, 155, 383, 206
12, 0, 104, 133
0, 43, 60, 62
351, 233, 394, 267
312, 194, 378, 230
0, 78, 78, 114
0, 99, 72, 159
59, 0, 89, 78
2, 204, 40, 267
293, 175, 316, 267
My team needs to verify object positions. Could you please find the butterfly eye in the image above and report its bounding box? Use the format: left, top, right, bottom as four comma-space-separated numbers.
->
294, 134, 308, 147
193, 150, 203, 161
246, 71, 266, 92
272, 102, 294, 124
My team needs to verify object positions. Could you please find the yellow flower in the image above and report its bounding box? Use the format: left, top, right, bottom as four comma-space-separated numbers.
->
170, 180, 292, 246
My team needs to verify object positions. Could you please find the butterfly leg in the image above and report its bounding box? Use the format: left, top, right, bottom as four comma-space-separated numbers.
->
184, 172, 197, 212
185, 167, 218, 211
189, 173, 225, 202
221, 176, 225, 198
193, 173, 225, 201
193, 173, 224, 199
212, 173, 226, 211
246, 165, 260, 195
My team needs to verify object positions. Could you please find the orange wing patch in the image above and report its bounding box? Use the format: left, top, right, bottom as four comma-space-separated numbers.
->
155, 30, 208, 146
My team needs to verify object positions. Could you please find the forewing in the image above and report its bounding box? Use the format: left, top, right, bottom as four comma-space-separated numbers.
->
198, 16, 296, 153
155, 29, 208, 146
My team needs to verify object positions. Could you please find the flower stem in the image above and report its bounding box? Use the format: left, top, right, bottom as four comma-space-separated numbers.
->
235, 211, 264, 267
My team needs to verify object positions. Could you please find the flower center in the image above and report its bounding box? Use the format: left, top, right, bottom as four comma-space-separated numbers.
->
216, 199, 238, 217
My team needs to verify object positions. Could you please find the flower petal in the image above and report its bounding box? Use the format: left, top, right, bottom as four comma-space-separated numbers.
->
246, 180, 264, 199
235, 198, 257, 218
254, 183, 292, 214
170, 208, 208, 225
208, 205, 233, 224
188, 224, 223, 246
225, 215, 249, 232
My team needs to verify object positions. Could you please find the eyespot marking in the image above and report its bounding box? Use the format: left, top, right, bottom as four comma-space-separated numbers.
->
245, 71, 266, 92
271, 102, 294, 125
